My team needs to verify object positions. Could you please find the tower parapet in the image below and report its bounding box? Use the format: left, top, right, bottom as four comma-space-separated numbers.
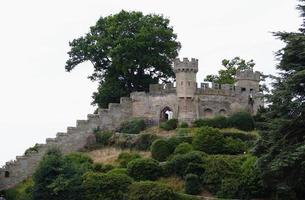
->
236, 70, 260, 82
174, 58, 198, 73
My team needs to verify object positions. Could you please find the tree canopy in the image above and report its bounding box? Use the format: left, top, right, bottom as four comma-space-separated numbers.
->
254, 0, 305, 198
204, 57, 255, 84
65, 10, 181, 108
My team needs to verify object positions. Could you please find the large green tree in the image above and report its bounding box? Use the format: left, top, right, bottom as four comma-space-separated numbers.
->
66, 10, 181, 108
255, 1, 305, 199
204, 57, 255, 84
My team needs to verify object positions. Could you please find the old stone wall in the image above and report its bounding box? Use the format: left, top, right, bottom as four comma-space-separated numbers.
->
0, 97, 133, 191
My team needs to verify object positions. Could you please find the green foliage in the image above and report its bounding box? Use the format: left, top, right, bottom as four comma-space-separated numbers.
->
134, 133, 159, 150
107, 168, 128, 175
217, 178, 240, 198
184, 174, 201, 195
192, 127, 226, 154
165, 151, 206, 177
92, 163, 114, 173
223, 137, 246, 154
176, 128, 189, 137
33, 149, 92, 200
227, 112, 255, 131
174, 193, 200, 200
94, 130, 113, 145
127, 158, 162, 181
24, 143, 39, 156
128, 181, 175, 200
159, 119, 178, 131
117, 152, 141, 167
167, 136, 192, 153
179, 122, 189, 128
204, 57, 255, 84
221, 129, 257, 141
184, 163, 205, 178
174, 142, 193, 155
4, 179, 34, 200
151, 139, 171, 161
203, 155, 242, 194
82, 172, 132, 200
192, 116, 228, 129
66, 10, 180, 108
118, 118, 146, 134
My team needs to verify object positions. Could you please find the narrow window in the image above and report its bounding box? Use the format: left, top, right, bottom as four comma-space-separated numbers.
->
188, 81, 191, 86
5, 171, 9, 178
241, 88, 246, 92
181, 81, 183, 86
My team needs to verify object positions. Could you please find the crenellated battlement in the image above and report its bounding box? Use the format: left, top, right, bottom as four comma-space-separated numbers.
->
236, 70, 260, 81
174, 57, 198, 73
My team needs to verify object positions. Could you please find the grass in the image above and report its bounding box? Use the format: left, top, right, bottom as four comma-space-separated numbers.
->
156, 176, 185, 192
85, 147, 151, 166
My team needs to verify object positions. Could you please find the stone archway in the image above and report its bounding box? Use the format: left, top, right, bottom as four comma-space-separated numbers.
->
203, 108, 213, 118
219, 109, 227, 116
160, 106, 173, 122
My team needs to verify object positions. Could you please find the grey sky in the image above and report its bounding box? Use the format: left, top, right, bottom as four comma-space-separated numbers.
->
0, 0, 301, 165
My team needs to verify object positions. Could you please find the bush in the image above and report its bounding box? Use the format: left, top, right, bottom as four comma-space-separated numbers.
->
4, 179, 34, 200
118, 118, 146, 134
217, 178, 240, 198
179, 122, 189, 128
185, 163, 205, 178
165, 151, 206, 177
174, 143, 193, 155
117, 152, 141, 167
92, 163, 114, 173
127, 158, 162, 181
203, 155, 242, 194
159, 119, 178, 131
192, 127, 226, 154
128, 181, 175, 200
134, 133, 159, 150
227, 112, 255, 131
221, 129, 257, 141
94, 130, 113, 145
177, 128, 189, 137
174, 193, 200, 200
167, 136, 193, 153
24, 143, 39, 156
82, 172, 132, 200
151, 139, 172, 161
107, 168, 128, 175
185, 174, 201, 195
223, 137, 246, 155
192, 116, 228, 128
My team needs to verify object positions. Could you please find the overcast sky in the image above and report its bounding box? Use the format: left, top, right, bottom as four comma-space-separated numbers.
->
0, 0, 301, 165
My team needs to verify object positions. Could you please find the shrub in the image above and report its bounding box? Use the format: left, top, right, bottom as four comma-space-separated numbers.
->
159, 119, 178, 131
107, 168, 128, 175
127, 158, 162, 181
117, 152, 141, 167
185, 163, 205, 178
179, 122, 189, 128
203, 155, 242, 194
221, 129, 257, 141
223, 137, 246, 155
82, 172, 132, 200
94, 130, 113, 145
227, 112, 255, 131
134, 133, 159, 150
174, 143, 193, 155
165, 151, 206, 177
167, 136, 192, 153
128, 181, 175, 200
177, 128, 189, 137
192, 116, 228, 128
151, 139, 172, 161
24, 143, 39, 156
175, 193, 200, 200
185, 174, 201, 195
192, 127, 226, 154
4, 179, 34, 200
118, 118, 146, 134
217, 178, 240, 198
92, 163, 114, 173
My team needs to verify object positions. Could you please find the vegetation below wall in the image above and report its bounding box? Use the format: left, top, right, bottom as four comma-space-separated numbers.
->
2, 113, 268, 200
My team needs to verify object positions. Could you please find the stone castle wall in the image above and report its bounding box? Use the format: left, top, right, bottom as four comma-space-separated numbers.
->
0, 97, 133, 191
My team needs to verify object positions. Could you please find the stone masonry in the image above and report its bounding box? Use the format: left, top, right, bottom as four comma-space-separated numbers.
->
0, 58, 263, 190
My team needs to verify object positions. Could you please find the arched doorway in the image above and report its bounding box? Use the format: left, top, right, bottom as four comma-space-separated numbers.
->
203, 108, 213, 118
160, 106, 173, 122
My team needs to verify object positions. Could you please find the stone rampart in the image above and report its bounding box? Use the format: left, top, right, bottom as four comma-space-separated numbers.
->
0, 97, 132, 191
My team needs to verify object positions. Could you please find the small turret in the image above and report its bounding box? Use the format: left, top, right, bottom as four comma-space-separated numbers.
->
174, 58, 198, 98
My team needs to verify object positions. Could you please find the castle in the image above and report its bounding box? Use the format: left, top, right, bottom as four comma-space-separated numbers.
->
0, 58, 263, 190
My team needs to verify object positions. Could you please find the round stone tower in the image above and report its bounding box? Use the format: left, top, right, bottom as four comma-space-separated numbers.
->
174, 58, 198, 98
174, 58, 198, 123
